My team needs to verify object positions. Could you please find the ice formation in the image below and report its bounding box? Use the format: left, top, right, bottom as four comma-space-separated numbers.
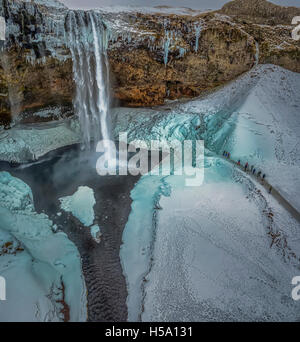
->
59, 186, 101, 243
0, 16, 5, 41
0, 117, 81, 163
194, 23, 202, 52
0, 0, 68, 62
59, 186, 96, 227
163, 30, 172, 66
0, 171, 87, 321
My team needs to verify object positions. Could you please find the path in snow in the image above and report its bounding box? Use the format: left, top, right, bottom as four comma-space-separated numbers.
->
221, 154, 300, 223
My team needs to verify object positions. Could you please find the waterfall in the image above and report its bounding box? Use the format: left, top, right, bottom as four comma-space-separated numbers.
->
66, 11, 111, 150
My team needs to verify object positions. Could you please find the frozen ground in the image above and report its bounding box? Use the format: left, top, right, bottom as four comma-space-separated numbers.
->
59, 185, 103, 243
120, 175, 172, 321
0, 171, 87, 322
121, 156, 300, 322
144, 163, 300, 321
220, 66, 300, 212
0, 118, 81, 164
59, 186, 96, 227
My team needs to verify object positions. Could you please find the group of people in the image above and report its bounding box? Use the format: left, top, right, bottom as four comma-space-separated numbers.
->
223, 151, 231, 159
222, 150, 273, 193
223, 151, 266, 180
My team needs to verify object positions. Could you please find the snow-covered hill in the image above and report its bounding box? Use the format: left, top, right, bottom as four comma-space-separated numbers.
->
119, 64, 300, 322
220, 65, 300, 212
113, 64, 300, 212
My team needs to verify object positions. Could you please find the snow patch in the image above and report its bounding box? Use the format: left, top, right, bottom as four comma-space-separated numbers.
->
0, 118, 81, 163
59, 186, 96, 227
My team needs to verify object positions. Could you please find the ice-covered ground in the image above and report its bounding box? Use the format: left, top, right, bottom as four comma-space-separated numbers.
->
0, 118, 81, 163
59, 186, 96, 227
220, 66, 300, 212
59, 186, 102, 243
0, 172, 87, 321
120, 175, 172, 321
23, 0, 66, 9
121, 156, 300, 322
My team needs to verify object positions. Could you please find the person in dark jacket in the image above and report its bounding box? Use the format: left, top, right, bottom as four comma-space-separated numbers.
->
244, 162, 249, 171
257, 171, 262, 178
252, 168, 256, 175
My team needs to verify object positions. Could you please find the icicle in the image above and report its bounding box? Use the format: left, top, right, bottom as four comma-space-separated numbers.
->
255, 40, 259, 66
179, 47, 186, 58
163, 30, 172, 66
194, 23, 202, 53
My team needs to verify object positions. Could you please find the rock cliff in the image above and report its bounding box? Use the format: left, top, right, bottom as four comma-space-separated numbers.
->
0, 0, 299, 124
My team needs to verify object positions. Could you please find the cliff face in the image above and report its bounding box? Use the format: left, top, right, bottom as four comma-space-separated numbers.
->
108, 13, 256, 107
0, 0, 299, 125
220, 0, 300, 25
0, 0, 73, 125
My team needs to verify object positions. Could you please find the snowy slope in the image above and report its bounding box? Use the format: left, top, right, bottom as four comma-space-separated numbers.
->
21, 0, 66, 9
121, 156, 300, 322
143, 163, 300, 321
219, 65, 300, 212
0, 172, 87, 321
118, 64, 300, 321
113, 64, 300, 212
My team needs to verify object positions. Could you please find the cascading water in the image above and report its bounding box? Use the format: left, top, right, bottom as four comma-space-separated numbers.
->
66, 11, 112, 152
